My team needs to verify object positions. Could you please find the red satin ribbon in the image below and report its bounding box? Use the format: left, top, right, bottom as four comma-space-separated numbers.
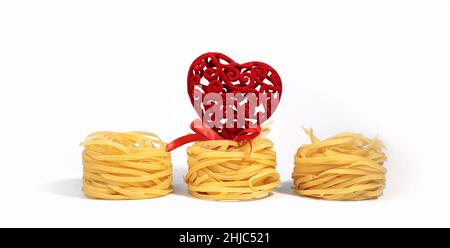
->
166, 119, 261, 152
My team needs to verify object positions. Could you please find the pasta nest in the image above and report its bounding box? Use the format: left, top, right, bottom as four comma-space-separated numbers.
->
185, 136, 280, 201
292, 129, 386, 201
81, 131, 173, 200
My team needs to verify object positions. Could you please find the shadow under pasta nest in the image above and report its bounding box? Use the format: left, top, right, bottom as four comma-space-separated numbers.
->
43, 167, 293, 201
274, 181, 341, 201
44, 169, 191, 200
275, 180, 388, 202
172, 165, 283, 202
43, 178, 85, 199
274, 180, 299, 197
171, 164, 191, 198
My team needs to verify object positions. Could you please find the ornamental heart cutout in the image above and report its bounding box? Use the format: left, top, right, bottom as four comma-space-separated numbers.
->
187, 52, 283, 139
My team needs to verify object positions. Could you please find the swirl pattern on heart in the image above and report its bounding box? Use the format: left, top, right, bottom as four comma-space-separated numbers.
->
187, 52, 282, 139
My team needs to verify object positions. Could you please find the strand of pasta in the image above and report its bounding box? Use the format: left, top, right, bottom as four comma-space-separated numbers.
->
81, 131, 173, 200
185, 130, 280, 201
292, 128, 386, 201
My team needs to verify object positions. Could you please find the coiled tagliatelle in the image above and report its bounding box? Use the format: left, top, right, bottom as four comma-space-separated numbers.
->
292, 129, 386, 201
185, 134, 280, 201
81, 131, 173, 200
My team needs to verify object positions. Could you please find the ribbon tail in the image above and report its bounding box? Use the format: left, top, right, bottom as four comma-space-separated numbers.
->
166, 120, 261, 152
166, 133, 204, 152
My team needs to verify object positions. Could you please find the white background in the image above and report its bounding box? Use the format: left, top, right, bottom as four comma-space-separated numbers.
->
1, 0, 449, 227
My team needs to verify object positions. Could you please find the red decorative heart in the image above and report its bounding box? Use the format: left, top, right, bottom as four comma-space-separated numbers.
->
187, 52, 283, 139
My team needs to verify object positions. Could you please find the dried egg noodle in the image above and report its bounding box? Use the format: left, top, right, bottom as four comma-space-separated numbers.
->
81, 131, 173, 200
292, 129, 386, 201
185, 131, 280, 201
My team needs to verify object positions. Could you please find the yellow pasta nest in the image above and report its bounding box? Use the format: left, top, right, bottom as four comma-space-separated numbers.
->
292, 129, 386, 201
185, 137, 280, 201
81, 131, 173, 200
